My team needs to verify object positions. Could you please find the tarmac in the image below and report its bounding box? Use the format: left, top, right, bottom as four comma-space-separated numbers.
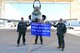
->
0, 27, 80, 53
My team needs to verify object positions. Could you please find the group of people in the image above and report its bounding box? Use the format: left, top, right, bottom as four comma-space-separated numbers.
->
17, 17, 67, 51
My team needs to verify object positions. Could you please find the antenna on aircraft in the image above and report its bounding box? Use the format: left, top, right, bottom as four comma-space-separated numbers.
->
33, 0, 41, 9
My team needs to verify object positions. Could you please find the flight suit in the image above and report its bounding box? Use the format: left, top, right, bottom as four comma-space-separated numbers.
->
17, 21, 30, 45
34, 18, 43, 44
53, 23, 67, 50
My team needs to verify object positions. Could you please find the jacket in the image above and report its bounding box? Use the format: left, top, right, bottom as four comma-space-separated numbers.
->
17, 21, 30, 33
53, 23, 67, 35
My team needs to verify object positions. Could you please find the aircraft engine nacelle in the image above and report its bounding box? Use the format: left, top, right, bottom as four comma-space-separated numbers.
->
29, 14, 46, 22
31, 10, 42, 22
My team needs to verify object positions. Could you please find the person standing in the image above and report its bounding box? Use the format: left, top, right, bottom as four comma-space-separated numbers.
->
17, 17, 30, 47
53, 18, 67, 51
34, 18, 43, 44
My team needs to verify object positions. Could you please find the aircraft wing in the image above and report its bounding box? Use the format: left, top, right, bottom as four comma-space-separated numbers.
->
0, 18, 30, 28
0, 18, 29, 22
0, 18, 77, 23
47, 18, 77, 24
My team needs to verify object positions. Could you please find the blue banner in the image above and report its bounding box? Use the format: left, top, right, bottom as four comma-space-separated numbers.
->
31, 22, 51, 36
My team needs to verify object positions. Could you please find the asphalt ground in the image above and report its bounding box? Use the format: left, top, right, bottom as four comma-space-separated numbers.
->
0, 29, 80, 53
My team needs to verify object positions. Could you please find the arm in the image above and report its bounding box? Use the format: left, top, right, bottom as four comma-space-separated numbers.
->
63, 24, 67, 33
17, 22, 22, 32
52, 23, 58, 27
26, 22, 30, 27
17, 22, 19, 32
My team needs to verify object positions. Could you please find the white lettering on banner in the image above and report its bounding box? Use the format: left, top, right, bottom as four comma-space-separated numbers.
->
38, 27, 50, 29
43, 27, 50, 29
31, 23, 51, 36
41, 24, 50, 26
31, 23, 40, 25
37, 30, 42, 32
42, 30, 50, 32
32, 26, 38, 28
38, 27, 43, 29
31, 29, 36, 31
